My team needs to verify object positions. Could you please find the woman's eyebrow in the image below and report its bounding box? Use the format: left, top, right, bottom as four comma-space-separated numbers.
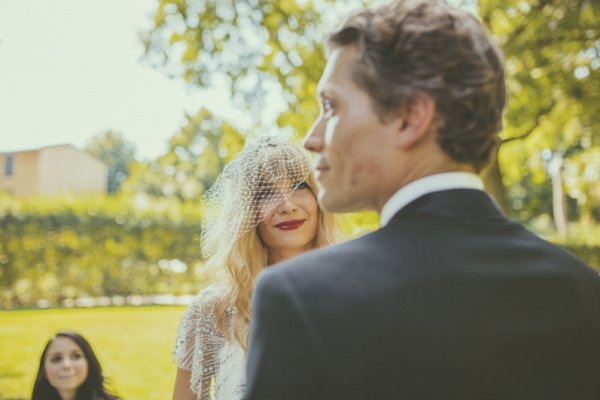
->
256, 183, 274, 189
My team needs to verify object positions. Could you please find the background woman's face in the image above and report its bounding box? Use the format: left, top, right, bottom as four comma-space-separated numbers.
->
256, 179, 319, 262
44, 336, 89, 396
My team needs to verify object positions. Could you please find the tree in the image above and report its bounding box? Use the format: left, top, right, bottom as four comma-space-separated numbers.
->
121, 108, 245, 200
85, 130, 137, 194
478, 0, 600, 235
142, 0, 377, 140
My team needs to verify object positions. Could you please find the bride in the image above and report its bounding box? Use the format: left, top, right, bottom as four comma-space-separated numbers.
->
172, 136, 343, 400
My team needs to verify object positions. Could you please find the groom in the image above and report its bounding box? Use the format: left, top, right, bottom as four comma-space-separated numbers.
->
244, 0, 600, 399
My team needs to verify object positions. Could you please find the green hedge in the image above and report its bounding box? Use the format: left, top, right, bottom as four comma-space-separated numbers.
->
0, 193, 206, 308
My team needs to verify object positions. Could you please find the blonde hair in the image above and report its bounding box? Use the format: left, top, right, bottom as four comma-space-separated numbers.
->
204, 140, 342, 352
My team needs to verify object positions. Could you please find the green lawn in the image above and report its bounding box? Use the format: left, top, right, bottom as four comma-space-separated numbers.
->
0, 305, 187, 400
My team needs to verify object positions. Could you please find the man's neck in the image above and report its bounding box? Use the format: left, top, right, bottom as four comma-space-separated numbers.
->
376, 160, 477, 214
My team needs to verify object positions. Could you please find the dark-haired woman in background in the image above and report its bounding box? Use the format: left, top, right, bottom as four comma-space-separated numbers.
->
31, 330, 119, 400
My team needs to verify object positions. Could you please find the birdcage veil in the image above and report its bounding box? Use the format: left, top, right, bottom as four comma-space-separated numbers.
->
200, 135, 314, 259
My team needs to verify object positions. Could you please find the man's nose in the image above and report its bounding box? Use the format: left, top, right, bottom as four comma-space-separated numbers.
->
303, 119, 325, 153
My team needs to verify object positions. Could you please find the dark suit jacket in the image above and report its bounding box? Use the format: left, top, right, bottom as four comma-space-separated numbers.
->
244, 189, 600, 400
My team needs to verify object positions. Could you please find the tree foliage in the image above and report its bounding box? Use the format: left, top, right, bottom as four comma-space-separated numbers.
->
85, 130, 137, 194
142, 0, 373, 138
121, 108, 244, 200
479, 0, 600, 229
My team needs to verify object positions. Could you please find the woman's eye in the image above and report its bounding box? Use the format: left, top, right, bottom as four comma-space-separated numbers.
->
294, 181, 309, 190
71, 353, 82, 360
51, 357, 61, 363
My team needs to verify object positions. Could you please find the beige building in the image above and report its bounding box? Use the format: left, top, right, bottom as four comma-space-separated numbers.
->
0, 144, 108, 197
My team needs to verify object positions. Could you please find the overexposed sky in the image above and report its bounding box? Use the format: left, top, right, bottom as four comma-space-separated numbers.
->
0, 0, 246, 161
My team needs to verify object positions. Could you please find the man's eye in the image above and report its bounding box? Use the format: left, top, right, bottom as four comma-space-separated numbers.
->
322, 99, 335, 118
294, 181, 309, 190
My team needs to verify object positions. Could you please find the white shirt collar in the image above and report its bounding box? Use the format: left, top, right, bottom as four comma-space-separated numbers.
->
379, 172, 484, 227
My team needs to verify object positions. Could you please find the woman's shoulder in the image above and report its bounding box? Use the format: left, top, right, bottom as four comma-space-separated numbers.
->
184, 284, 226, 316
194, 284, 226, 303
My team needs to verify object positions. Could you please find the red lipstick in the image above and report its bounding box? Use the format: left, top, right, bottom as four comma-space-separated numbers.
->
276, 219, 305, 230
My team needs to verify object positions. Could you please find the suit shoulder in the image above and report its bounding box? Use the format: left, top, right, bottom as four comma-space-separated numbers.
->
288, 231, 381, 267
258, 231, 385, 292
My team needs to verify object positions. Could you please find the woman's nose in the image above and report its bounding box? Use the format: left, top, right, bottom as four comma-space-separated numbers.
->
277, 196, 298, 214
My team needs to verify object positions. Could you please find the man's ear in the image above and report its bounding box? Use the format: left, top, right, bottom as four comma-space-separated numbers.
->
395, 93, 436, 149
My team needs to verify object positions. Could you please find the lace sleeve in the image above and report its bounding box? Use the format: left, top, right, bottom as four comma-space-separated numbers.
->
172, 287, 226, 399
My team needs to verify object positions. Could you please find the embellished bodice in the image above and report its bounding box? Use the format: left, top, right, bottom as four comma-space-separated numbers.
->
173, 286, 246, 400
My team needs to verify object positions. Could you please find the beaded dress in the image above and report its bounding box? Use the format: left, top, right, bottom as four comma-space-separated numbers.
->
173, 286, 246, 400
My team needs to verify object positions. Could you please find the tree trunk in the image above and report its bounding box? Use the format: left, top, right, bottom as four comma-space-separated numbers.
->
551, 152, 568, 238
482, 155, 510, 216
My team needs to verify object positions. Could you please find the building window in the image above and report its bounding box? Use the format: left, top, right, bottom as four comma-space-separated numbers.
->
5, 154, 13, 176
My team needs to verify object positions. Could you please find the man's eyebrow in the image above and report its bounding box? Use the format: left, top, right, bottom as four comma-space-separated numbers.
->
320, 82, 341, 98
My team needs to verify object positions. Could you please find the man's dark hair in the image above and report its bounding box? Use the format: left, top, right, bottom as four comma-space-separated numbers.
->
327, 0, 506, 172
